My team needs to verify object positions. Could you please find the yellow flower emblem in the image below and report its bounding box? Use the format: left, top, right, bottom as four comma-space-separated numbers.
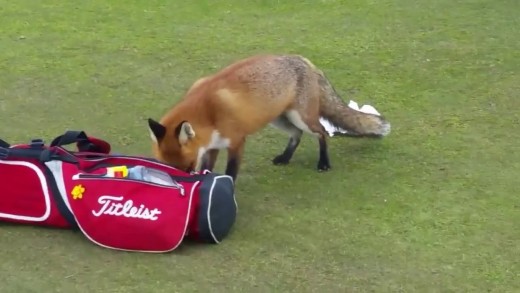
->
71, 184, 85, 200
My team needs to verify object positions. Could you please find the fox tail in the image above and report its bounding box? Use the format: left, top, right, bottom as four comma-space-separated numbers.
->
317, 74, 391, 138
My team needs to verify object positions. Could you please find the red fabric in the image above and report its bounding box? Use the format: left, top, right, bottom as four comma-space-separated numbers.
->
0, 144, 203, 252
78, 136, 111, 154
0, 158, 71, 228
60, 162, 196, 252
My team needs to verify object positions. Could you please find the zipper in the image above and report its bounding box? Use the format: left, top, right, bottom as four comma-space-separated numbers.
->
73, 174, 186, 196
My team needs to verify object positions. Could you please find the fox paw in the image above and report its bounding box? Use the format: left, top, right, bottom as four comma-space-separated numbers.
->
272, 154, 291, 165
317, 161, 331, 172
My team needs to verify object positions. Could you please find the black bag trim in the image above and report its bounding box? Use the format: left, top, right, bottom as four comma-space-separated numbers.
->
197, 174, 237, 243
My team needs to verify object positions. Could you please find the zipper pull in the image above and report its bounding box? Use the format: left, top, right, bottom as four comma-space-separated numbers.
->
171, 181, 185, 196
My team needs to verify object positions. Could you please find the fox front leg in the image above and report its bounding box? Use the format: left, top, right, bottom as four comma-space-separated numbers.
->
225, 139, 245, 182
200, 149, 220, 172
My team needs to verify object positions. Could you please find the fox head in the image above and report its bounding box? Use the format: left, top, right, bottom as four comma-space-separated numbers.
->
147, 118, 202, 173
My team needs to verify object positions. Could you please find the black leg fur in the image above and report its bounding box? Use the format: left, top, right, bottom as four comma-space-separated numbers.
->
317, 134, 331, 172
272, 136, 302, 165
225, 142, 244, 182
225, 157, 239, 181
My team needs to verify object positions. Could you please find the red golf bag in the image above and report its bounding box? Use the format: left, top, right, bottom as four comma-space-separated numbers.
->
0, 131, 237, 252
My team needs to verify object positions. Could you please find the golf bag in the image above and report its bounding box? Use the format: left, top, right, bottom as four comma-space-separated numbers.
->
0, 131, 237, 252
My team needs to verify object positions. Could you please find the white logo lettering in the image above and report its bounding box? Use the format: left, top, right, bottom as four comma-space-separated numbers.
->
92, 195, 162, 221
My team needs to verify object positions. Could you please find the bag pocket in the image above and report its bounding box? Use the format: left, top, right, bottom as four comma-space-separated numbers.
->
63, 172, 196, 252
193, 173, 237, 244
0, 160, 52, 223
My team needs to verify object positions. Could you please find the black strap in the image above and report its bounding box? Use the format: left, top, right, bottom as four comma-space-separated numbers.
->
50, 130, 108, 153
170, 174, 207, 183
0, 147, 43, 160
0, 146, 79, 165
50, 131, 89, 147
42, 165, 78, 229
0, 138, 9, 148
0, 139, 40, 160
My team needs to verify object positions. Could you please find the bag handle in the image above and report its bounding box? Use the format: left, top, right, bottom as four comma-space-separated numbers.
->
50, 130, 89, 147
50, 130, 111, 154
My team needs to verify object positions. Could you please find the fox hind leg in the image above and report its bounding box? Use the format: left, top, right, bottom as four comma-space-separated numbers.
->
270, 115, 304, 165
285, 110, 331, 172
315, 132, 331, 172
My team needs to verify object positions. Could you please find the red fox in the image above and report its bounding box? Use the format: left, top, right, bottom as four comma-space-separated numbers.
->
147, 54, 391, 181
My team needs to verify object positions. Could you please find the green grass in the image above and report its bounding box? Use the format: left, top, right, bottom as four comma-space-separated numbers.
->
1, 0, 519, 292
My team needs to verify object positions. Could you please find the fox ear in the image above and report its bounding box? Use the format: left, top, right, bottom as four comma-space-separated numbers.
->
175, 121, 195, 144
148, 118, 166, 143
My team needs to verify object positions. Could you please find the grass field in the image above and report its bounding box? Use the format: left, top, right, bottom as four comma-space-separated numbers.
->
1, 0, 519, 292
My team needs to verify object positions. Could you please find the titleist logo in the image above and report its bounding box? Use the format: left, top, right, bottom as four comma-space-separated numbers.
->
92, 195, 162, 221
